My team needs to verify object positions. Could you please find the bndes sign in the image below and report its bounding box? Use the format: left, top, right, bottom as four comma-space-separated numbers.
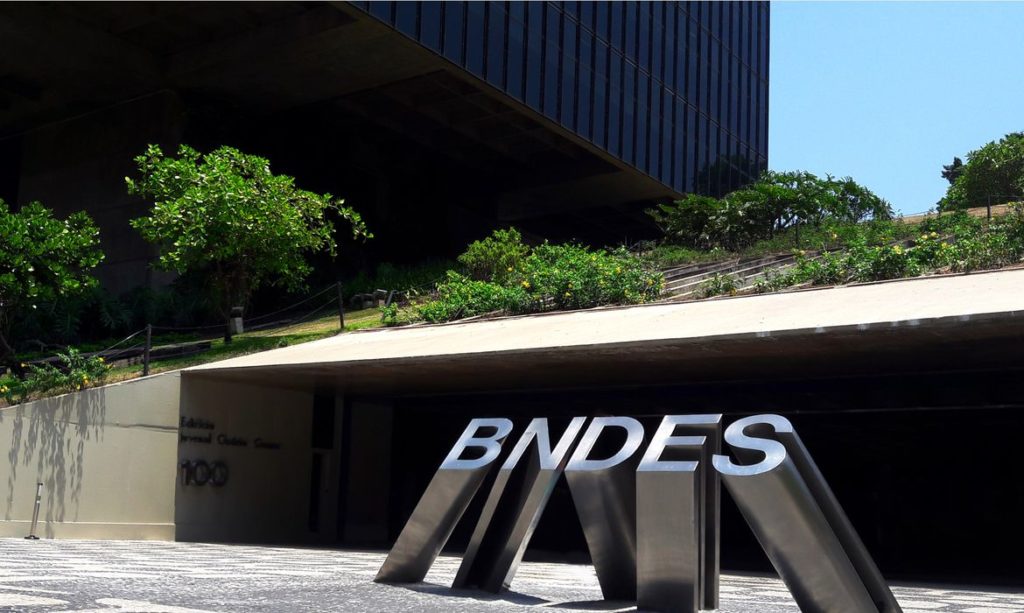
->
376, 415, 902, 613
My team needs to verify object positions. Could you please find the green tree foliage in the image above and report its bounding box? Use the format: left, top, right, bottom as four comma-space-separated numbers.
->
127, 144, 370, 341
941, 157, 964, 186
940, 133, 1024, 210
0, 200, 104, 368
648, 171, 892, 250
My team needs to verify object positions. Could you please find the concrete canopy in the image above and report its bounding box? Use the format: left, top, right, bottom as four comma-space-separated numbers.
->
184, 269, 1024, 395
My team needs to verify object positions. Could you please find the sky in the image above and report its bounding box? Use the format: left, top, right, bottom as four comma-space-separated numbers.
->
769, 1, 1024, 215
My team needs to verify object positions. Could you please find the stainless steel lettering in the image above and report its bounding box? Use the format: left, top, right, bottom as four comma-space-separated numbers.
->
453, 417, 588, 592
375, 418, 513, 583
377, 414, 898, 613
564, 416, 646, 600
637, 414, 722, 613
713, 415, 901, 613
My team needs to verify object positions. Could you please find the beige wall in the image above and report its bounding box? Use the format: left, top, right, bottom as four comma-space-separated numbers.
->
0, 373, 180, 540
175, 376, 322, 544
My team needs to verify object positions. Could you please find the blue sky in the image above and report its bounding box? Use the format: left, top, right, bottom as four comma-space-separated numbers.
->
769, 1, 1024, 215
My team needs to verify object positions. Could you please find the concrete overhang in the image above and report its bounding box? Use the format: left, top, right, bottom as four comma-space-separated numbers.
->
184, 269, 1024, 395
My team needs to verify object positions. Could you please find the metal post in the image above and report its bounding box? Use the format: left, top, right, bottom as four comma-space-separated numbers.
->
336, 281, 346, 332
25, 482, 42, 540
987, 195, 992, 221
142, 324, 152, 377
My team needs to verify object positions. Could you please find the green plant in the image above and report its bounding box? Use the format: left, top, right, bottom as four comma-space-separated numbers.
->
0, 200, 104, 371
457, 228, 530, 284
699, 273, 740, 298
795, 250, 848, 286
2, 348, 111, 405
418, 271, 531, 323
379, 303, 400, 326
519, 244, 663, 310
127, 144, 370, 342
752, 269, 795, 294
416, 237, 664, 324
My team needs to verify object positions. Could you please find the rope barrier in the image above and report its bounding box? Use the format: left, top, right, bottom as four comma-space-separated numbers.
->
244, 284, 337, 324
268, 294, 341, 334
95, 328, 147, 355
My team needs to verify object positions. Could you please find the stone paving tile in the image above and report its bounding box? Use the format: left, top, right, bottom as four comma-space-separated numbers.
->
0, 539, 1022, 612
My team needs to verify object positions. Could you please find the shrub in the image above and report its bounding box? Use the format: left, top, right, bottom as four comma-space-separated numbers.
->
795, 250, 848, 286
418, 272, 531, 323
946, 232, 1015, 272
417, 235, 664, 323
855, 244, 922, 281
1, 348, 110, 405
699, 273, 740, 298
752, 269, 795, 294
379, 303, 400, 326
457, 228, 530, 284
520, 244, 663, 310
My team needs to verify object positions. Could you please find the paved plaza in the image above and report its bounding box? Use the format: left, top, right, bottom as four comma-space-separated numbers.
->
0, 539, 1021, 612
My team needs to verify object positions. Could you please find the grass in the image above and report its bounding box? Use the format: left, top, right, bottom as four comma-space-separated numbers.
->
1, 307, 385, 406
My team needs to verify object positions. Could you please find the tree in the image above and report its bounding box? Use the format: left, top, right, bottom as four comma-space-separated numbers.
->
0, 200, 104, 370
648, 171, 891, 250
941, 157, 964, 186
940, 133, 1024, 210
127, 144, 371, 342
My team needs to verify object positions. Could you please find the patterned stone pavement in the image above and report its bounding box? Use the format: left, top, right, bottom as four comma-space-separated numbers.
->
0, 539, 1022, 612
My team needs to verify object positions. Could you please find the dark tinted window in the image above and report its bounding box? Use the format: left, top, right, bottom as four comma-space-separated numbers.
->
486, 3, 507, 87
420, 2, 442, 51
578, 30, 594, 139
580, 1, 594, 30
624, 2, 637, 62
637, 71, 649, 172
466, 2, 486, 76
622, 61, 635, 165
592, 39, 608, 147
544, 4, 561, 119
638, 1, 651, 71
525, 2, 544, 108
395, 1, 417, 36
369, 1, 392, 22
596, 1, 610, 40
507, 3, 526, 99
686, 105, 697, 192
607, 51, 622, 155
663, 6, 675, 89
443, 2, 465, 64
560, 18, 577, 128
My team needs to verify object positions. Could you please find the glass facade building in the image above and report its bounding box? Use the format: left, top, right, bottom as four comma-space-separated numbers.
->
353, 1, 769, 197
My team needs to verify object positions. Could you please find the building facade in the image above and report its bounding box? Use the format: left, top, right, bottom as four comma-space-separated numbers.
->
0, 2, 768, 292
357, 1, 769, 196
